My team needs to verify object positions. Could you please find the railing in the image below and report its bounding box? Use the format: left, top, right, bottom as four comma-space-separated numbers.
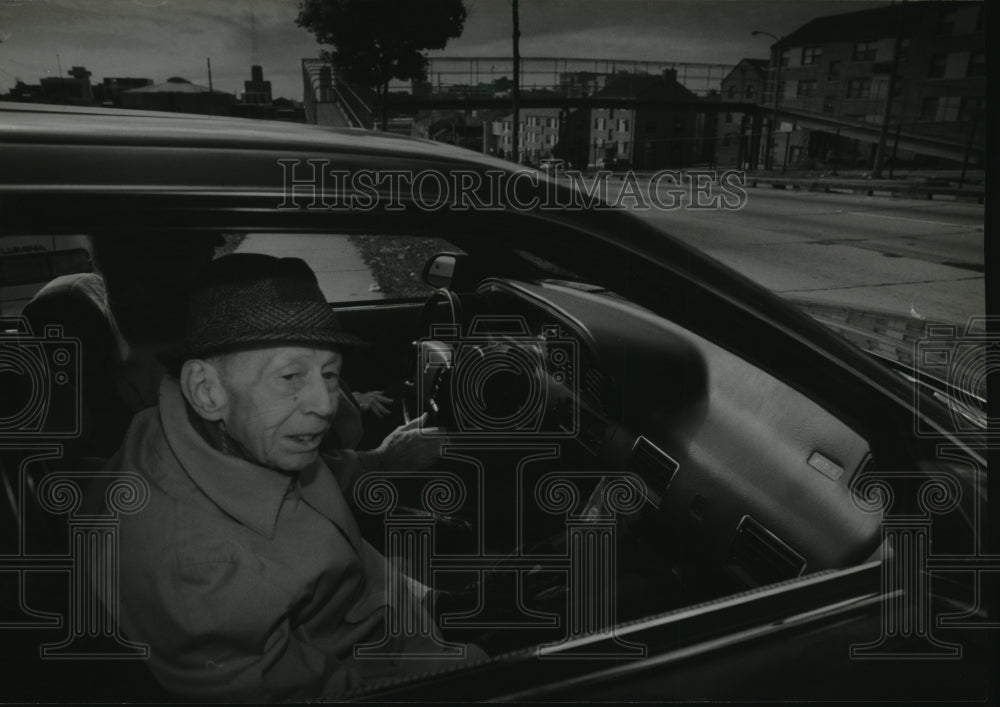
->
755, 64, 984, 151
301, 58, 374, 128
418, 56, 734, 98
336, 79, 375, 129
304, 56, 734, 110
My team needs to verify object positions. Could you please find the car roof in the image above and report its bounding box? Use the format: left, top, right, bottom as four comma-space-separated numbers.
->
0, 102, 536, 199
0, 101, 516, 172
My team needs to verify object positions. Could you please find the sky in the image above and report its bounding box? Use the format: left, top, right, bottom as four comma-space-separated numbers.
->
0, 0, 892, 100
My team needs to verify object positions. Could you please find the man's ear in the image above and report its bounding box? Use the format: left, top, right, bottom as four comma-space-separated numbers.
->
179, 359, 228, 421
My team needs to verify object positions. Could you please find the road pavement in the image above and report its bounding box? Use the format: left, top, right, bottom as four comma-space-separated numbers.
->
626, 187, 984, 324
236, 233, 383, 302
232, 187, 982, 326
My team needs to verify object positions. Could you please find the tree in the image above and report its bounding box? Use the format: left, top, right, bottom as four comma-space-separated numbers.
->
297, 0, 467, 130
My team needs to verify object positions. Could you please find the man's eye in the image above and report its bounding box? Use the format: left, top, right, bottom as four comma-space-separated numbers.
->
280, 373, 303, 382
322, 371, 340, 382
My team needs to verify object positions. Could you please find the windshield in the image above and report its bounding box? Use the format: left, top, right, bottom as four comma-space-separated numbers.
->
618, 178, 985, 393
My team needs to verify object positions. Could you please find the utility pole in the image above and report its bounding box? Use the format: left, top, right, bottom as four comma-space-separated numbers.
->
772, 47, 782, 171
958, 108, 980, 189
206, 58, 215, 115
511, 0, 520, 164
752, 30, 783, 171
56, 53, 67, 104
872, 19, 904, 178
888, 122, 901, 178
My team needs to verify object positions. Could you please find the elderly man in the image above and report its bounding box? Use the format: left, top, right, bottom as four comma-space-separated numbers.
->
96, 253, 484, 701
23, 234, 384, 463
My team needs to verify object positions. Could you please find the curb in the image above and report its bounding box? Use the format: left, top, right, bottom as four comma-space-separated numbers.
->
743, 176, 984, 203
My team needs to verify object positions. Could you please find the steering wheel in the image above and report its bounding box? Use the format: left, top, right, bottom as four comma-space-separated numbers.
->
402, 288, 464, 424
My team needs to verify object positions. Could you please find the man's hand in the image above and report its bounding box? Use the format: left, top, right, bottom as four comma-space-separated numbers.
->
351, 390, 394, 418
358, 413, 448, 472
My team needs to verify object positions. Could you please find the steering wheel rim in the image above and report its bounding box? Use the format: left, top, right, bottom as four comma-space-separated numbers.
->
418, 288, 463, 337
403, 288, 464, 424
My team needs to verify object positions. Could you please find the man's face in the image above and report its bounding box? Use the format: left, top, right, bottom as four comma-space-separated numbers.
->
216, 346, 342, 473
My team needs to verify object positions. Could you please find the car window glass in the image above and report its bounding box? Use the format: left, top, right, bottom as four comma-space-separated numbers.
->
0, 235, 94, 318
233, 233, 464, 302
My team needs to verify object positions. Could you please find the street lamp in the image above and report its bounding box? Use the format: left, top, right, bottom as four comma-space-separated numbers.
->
752, 30, 783, 171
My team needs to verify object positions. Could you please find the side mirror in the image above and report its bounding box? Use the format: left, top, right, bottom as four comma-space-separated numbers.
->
422, 252, 458, 289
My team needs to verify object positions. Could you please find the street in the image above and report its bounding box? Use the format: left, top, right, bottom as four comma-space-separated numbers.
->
236, 232, 384, 302
236, 188, 983, 327
627, 186, 984, 325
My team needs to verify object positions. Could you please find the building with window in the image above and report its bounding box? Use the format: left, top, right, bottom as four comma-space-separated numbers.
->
759, 1, 984, 169
242, 65, 273, 105
119, 77, 235, 115
36, 66, 94, 105
93, 78, 155, 106
556, 69, 699, 170
492, 107, 562, 163
715, 59, 768, 168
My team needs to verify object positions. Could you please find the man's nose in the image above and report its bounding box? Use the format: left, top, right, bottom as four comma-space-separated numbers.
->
300, 375, 338, 418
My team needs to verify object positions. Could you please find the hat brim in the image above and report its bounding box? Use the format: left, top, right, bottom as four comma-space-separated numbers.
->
159, 329, 369, 372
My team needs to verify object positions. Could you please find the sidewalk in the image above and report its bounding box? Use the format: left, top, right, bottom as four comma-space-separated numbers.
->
744, 167, 985, 184
236, 233, 383, 302
561, 167, 985, 203
742, 173, 985, 203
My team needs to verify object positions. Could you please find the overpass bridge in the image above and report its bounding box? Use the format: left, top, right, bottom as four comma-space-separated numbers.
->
771, 107, 983, 165
301, 57, 983, 167
301, 56, 736, 129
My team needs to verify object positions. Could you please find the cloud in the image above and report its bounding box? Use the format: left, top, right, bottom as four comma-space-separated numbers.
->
0, 0, 886, 99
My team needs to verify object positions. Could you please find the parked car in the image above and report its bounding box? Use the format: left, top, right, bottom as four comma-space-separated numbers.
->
0, 102, 991, 702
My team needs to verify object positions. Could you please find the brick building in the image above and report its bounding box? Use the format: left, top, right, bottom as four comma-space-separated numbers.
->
560, 70, 700, 170
715, 59, 768, 168
759, 1, 984, 169
243, 65, 273, 105
493, 107, 562, 164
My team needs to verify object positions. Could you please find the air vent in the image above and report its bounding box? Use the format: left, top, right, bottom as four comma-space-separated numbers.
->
629, 436, 680, 508
728, 515, 806, 587
583, 368, 605, 408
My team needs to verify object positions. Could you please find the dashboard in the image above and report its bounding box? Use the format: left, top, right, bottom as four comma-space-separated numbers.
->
456, 277, 882, 589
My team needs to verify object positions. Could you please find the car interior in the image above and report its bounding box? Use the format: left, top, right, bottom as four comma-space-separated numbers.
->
0, 220, 979, 698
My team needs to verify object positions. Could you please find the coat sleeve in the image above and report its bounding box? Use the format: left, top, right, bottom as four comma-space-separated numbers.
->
320, 448, 368, 496
138, 547, 368, 701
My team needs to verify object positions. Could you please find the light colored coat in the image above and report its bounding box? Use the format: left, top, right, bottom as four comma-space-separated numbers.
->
99, 377, 480, 701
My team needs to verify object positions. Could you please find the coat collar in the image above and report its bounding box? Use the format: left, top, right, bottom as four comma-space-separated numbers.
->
158, 377, 364, 552
297, 454, 364, 553
159, 376, 293, 539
